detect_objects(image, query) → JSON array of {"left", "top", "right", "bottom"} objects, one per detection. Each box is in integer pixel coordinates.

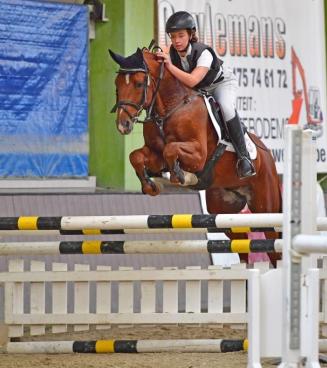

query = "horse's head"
[{"left": 109, "top": 47, "right": 162, "bottom": 135}]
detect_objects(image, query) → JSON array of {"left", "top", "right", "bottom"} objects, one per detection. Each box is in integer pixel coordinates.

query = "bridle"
[{"left": 111, "top": 57, "right": 165, "bottom": 124}]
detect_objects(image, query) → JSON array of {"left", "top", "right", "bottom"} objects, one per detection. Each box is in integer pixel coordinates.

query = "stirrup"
[{"left": 236, "top": 156, "right": 256, "bottom": 179}]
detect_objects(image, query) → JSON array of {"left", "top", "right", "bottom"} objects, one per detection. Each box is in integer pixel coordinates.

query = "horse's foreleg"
[
  {"left": 163, "top": 142, "right": 206, "bottom": 184},
  {"left": 129, "top": 146, "right": 164, "bottom": 196}
]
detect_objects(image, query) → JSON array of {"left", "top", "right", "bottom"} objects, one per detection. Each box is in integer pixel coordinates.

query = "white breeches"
[{"left": 210, "top": 66, "right": 238, "bottom": 122}]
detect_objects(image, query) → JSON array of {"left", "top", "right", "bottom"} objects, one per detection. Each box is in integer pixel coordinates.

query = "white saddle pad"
[{"left": 203, "top": 95, "right": 257, "bottom": 160}]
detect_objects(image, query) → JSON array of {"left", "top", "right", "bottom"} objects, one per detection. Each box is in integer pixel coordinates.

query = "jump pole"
[
  {"left": 0, "top": 239, "right": 283, "bottom": 256},
  {"left": 0, "top": 226, "right": 282, "bottom": 235},
  {"left": 0, "top": 213, "right": 284, "bottom": 230},
  {"left": 6, "top": 338, "right": 248, "bottom": 354},
  {"left": 0, "top": 215, "right": 325, "bottom": 231}
]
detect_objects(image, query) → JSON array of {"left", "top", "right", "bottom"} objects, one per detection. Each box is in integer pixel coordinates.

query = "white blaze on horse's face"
[{"left": 115, "top": 73, "right": 148, "bottom": 135}]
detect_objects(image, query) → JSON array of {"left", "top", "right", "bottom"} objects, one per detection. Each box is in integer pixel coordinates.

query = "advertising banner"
[
  {"left": 158, "top": 0, "right": 327, "bottom": 173},
  {"left": 0, "top": 0, "right": 88, "bottom": 177}
]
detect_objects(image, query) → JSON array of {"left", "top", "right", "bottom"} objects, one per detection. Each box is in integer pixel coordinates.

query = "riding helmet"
[{"left": 165, "top": 11, "right": 196, "bottom": 33}]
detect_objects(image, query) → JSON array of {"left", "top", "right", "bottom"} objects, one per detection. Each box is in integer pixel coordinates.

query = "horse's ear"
[
  {"left": 108, "top": 49, "right": 126, "bottom": 66},
  {"left": 148, "top": 39, "right": 156, "bottom": 51},
  {"left": 136, "top": 47, "right": 143, "bottom": 57}
]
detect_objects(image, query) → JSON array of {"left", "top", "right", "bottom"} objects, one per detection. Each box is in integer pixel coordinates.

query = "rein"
[
  {"left": 150, "top": 93, "right": 200, "bottom": 139},
  {"left": 145, "top": 61, "right": 165, "bottom": 121}
]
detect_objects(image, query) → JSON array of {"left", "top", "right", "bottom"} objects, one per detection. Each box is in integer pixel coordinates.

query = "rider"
[{"left": 156, "top": 11, "right": 256, "bottom": 179}]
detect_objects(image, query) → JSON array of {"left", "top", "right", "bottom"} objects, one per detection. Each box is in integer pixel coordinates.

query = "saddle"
[{"left": 205, "top": 93, "right": 231, "bottom": 139}]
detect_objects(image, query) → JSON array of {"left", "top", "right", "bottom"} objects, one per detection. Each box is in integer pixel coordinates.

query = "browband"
[{"left": 118, "top": 68, "right": 147, "bottom": 74}]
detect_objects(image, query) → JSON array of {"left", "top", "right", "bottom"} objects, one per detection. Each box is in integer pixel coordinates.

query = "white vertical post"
[
  {"left": 280, "top": 126, "right": 320, "bottom": 367},
  {"left": 300, "top": 130, "right": 317, "bottom": 242},
  {"left": 247, "top": 269, "right": 262, "bottom": 368},
  {"left": 300, "top": 129, "right": 318, "bottom": 364},
  {"left": 305, "top": 268, "right": 320, "bottom": 368},
  {"left": 300, "top": 129, "right": 317, "bottom": 272},
  {"left": 279, "top": 125, "right": 303, "bottom": 367}
]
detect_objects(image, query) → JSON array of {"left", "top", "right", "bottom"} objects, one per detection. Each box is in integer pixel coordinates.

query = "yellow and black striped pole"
[
  {"left": 0, "top": 214, "right": 288, "bottom": 231},
  {"left": 7, "top": 338, "right": 249, "bottom": 354},
  {"left": 1, "top": 214, "right": 326, "bottom": 231},
  {"left": 0, "top": 239, "right": 282, "bottom": 256}
]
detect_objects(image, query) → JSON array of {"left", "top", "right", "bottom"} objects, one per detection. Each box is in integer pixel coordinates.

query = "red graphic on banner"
[{"left": 289, "top": 47, "right": 323, "bottom": 136}]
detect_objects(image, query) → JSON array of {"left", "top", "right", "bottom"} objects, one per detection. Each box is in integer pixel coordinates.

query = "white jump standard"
[{"left": 247, "top": 126, "right": 327, "bottom": 368}]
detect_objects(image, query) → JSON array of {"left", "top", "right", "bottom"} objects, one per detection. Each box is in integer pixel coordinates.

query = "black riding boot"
[{"left": 226, "top": 113, "right": 256, "bottom": 178}]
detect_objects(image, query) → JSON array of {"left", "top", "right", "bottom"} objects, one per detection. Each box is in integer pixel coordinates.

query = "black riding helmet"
[{"left": 165, "top": 11, "right": 196, "bottom": 33}]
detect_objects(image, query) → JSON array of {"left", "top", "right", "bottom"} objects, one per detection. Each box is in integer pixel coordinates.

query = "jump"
[{"left": 109, "top": 12, "right": 282, "bottom": 265}]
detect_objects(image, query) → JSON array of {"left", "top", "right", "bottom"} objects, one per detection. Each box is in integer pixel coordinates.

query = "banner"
[
  {"left": 157, "top": 0, "right": 327, "bottom": 173},
  {"left": 0, "top": 0, "right": 88, "bottom": 177}
]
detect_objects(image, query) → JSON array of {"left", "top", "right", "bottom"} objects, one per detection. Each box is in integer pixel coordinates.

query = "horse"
[{"left": 109, "top": 47, "right": 282, "bottom": 266}]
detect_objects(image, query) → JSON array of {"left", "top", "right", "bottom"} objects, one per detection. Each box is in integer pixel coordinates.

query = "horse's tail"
[
  {"left": 247, "top": 132, "right": 270, "bottom": 152},
  {"left": 249, "top": 132, "right": 283, "bottom": 212},
  {"left": 278, "top": 182, "right": 283, "bottom": 213}
]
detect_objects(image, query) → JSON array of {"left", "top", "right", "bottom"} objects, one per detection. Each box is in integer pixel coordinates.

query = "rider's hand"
[{"left": 156, "top": 51, "right": 172, "bottom": 68}]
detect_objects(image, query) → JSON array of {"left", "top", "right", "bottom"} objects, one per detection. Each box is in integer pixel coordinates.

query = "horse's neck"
[
  {"left": 151, "top": 68, "right": 217, "bottom": 156},
  {"left": 155, "top": 72, "right": 190, "bottom": 115}
]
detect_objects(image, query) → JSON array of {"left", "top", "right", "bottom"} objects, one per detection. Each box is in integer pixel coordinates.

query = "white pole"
[
  {"left": 0, "top": 242, "right": 61, "bottom": 255},
  {"left": 299, "top": 130, "right": 318, "bottom": 363},
  {"left": 293, "top": 234, "right": 327, "bottom": 253},
  {"left": 247, "top": 269, "right": 262, "bottom": 368},
  {"left": 279, "top": 125, "right": 303, "bottom": 367},
  {"left": 305, "top": 268, "right": 320, "bottom": 368},
  {"left": 61, "top": 214, "right": 284, "bottom": 230}
]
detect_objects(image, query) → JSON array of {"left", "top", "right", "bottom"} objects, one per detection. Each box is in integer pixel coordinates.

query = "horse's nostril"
[
  {"left": 118, "top": 120, "right": 133, "bottom": 134},
  {"left": 121, "top": 120, "right": 129, "bottom": 130}
]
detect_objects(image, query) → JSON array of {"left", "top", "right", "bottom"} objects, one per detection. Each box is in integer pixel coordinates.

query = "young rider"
[{"left": 156, "top": 11, "right": 256, "bottom": 178}]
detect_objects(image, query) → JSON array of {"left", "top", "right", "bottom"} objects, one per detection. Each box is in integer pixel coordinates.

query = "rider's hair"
[{"left": 188, "top": 29, "right": 198, "bottom": 43}]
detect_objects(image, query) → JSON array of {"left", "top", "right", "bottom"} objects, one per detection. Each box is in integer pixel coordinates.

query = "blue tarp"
[{"left": 0, "top": 0, "right": 88, "bottom": 177}]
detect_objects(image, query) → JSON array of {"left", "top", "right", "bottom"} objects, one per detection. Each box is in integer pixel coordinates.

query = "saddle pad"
[{"left": 203, "top": 95, "right": 257, "bottom": 160}]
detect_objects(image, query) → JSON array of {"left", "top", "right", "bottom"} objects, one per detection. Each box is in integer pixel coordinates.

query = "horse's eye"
[{"left": 135, "top": 82, "right": 144, "bottom": 88}]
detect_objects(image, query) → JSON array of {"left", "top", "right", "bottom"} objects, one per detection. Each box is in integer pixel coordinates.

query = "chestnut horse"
[{"left": 109, "top": 47, "right": 282, "bottom": 265}]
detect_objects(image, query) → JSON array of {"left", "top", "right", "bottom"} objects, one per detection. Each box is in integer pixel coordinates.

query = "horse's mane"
[
  {"left": 142, "top": 48, "right": 161, "bottom": 68},
  {"left": 142, "top": 49, "right": 157, "bottom": 59}
]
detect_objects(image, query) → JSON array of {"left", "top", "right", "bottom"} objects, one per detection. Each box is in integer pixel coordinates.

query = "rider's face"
[{"left": 169, "top": 30, "right": 190, "bottom": 52}]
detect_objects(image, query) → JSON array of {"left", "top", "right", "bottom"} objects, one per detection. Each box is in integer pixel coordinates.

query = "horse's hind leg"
[
  {"left": 247, "top": 174, "right": 282, "bottom": 267},
  {"left": 206, "top": 188, "right": 247, "bottom": 214},
  {"left": 206, "top": 188, "right": 250, "bottom": 264},
  {"left": 129, "top": 146, "right": 165, "bottom": 196}
]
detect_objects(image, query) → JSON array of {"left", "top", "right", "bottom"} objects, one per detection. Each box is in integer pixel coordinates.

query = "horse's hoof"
[
  {"left": 171, "top": 161, "right": 185, "bottom": 185},
  {"left": 170, "top": 173, "right": 181, "bottom": 184},
  {"left": 170, "top": 172, "right": 185, "bottom": 185},
  {"left": 142, "top": 183, "right": 160, "bottom": 196},
  {"left": 178, "top": 172, "right": 185, "bottom": 184}
]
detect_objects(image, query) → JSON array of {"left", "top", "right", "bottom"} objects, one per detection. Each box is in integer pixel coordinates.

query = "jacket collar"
[{"left": 177, "top": 43, "right": 192, "bottom": 58}]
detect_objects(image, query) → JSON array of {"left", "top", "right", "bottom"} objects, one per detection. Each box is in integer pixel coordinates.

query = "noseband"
[{"left": 111, "top": 61, "right": 165, "bottom": 124}]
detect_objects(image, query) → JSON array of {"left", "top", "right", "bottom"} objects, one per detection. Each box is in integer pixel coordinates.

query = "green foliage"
[{"left": 318, "top": 174, "right": 327, "bottom": 192}]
